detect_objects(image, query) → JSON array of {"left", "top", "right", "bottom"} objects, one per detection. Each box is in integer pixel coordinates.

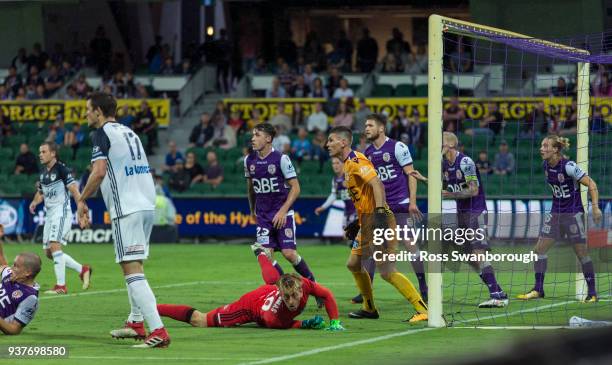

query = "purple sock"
[
  {"left": 581, "top": 258, "right": 597, "bottom": 296},
  {"left": 480, "top": 264, "right": 502, "bottom": 295},
  {"left": 411, "top": 253, "right": 427, "bottom": 294},
  {"left": 272, "top": 261, "right": 285, "bottom": 275},
  {"left": 534, "top": 255, "right": 547, "bottom": 294},
  {"left": 293, "top": 257, "right": 315, "bottom": 282}
]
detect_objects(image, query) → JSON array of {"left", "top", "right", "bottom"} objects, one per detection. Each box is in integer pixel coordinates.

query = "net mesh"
[{"left": 429, "top": 21, "right": 612, "bottom": 327}]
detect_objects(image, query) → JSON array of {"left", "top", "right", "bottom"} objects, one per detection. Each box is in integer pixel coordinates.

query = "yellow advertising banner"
[
  {"left": 0, "top": 99, "right": 171, "bottom": 127},
  {"left": 225, "top": 97, "right": 612, "bottom": 124}
]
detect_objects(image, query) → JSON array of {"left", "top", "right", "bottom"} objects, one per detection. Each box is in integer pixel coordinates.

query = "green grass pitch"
[{"left": 2, "top": 243, "right": 610, "bottom": 364}]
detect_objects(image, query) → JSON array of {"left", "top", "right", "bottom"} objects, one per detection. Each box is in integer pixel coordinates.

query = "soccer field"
[{"left": 5, "top": 243, "right": 609, "bottom": 364}]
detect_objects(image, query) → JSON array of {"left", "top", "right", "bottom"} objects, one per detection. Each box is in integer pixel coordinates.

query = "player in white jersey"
[
  {"left": 77, "top": 92, "right": 169, "bottom": 348},
  {"left": 29, "top": 142, "right": 91, "bottom": 295}
]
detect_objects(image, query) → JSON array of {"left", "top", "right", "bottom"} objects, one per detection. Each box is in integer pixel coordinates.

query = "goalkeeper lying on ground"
[{"left": 145, "top": 244, "right": 342, "bottom": 331}]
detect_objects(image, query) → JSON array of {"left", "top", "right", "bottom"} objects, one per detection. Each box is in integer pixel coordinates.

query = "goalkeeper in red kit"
[{"left": 156, "top": 244, "right": 344, "bottom": 331}]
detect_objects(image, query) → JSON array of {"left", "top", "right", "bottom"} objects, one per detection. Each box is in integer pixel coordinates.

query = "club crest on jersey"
[
  {"left": 12, "top": 290, "right": 22, "bottom": 300},
  {"left": 268, "top": 164, "right": 276, "bottom": 175},
  {"left": 558, "top": 173, "right": 565, "bottom": 183},
  {"left": 249, "top": 164, "right": 255, "bottom": 173},
  {"left": 383, "top": 152, "right": 391, "bottom": 162},
  {"left": 444, "top": 171, "right": 449, "bottom": 180},
  {"left": 40, "top": 174, "right": 44, "bottom": 181},
  {"left": 284, "top": 228, "right": 293, "bottom": 238},
  {"left": 456, "top": 170, "right": 463, "bottom": 179},
  {"left": 50, "top": 173, "right": 56, "bottom": 181}
]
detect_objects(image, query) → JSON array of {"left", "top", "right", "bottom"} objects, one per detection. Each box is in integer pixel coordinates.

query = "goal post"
[{"left": 427, "top": 14, "right": 591, "bottom": 328}]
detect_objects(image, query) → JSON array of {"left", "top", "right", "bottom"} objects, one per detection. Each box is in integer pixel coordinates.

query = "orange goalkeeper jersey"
[{"left": 343, "top": 150, "right": 378, "bottom": 217}]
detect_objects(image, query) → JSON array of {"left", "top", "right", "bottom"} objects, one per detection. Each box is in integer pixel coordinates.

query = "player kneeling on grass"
[
  {"left": 155, "top": 245, "right": 343, "bottom": 330},
  {"left": 0, "top": 249, "right": 41, "bottom": 335}
]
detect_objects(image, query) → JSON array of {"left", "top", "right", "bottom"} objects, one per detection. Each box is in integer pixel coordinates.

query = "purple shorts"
[
  {"left": 256, "top": 215, "right": 296, "bottom": 251},
  {"left": 388, "top": 203, "right": 416, "bottom": 239},
  {"left": 541, "top": 212, "right": 586, "bottom": 244},
  {"left": 457, "top": 211, "right": 489, "bottom": 250}
]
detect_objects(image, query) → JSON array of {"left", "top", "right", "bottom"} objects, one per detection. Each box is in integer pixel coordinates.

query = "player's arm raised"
[{"left": 579, "top": 175, "right": 602, "bottom": 224}]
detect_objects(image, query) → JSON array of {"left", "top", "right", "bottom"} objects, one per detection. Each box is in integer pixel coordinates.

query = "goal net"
[{"left": 425, "top": 15, "right": 612, "bottom": 328}]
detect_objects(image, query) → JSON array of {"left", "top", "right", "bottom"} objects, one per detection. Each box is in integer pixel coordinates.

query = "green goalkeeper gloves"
[
  {"left": 301, "top": 315, "right": 327, "bottom": 329},
  {"left": 325, "top": 319, "right": 345, "bottom": 331}
]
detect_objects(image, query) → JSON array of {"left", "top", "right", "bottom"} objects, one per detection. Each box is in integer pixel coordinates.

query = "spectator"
[
  {"left": 277, "top": 31, "right": 297, "bottom": 66},
  {"left": 90, "top": 25, "right": 112, "bottom": 75},
  {"left": 310, "top": 130, "right": 329, "bottom": 172},
  {"left": 12, "top": 48, "right": 28, "bottom": 75},
  {"left": 327, "top": 67, "right": 342, "bottom": 96},
  {"left": 0, "top": 111, "right": 13, "bottom": 138},
  {"left": 476, "top": 150, "right": 493, "bottom": 175},
  {"left": 29, "top": 84, "right": 46, "bottom": 100},
  {"left": 357, "top": 28, "right": 378, "bottom": 73},
  {"left": 73, "top": 74, "right": 91, "bottom": 98},
  {"left": 291, "top": 103, "right": 305, "bottom": 129},
  {"left": 64, "top": 122, "right": 85, "bottom": 160},
  {"left": 590, "top": 105, "right": 609, "bottom": 134},
  {"left": 290, "top": 75, "right": 310, "bottom": 98},
  {"left": 277, "top": 62, "right": 296, "bottom": 91},
  {"left": 14, "top": 143, "right": 38, "bottom": 175},
  {"left": 189, "top": 112, "right": 214, "bottom": 147},
  {"left": 356, "top": 134, "right": 368, "bottom": 153},
  {"left": 520, "top": 101, "right": 550, "bottom": 139},
  {"left": 26, "top": 65, "right": 44, "bottom": 87},
  {"left": 202, "top": 151, "right": 224, "bottom": 188},
  {"left": 406, "top": 43, "right": 428, "bottom": 74},
  {"left": 559, "top": 98, "right": 578, "bottom": 136},
  {"left": 405, "top": 109, "right": 422, "bottom": 159},
  {"left": 117, "top": 104, "right": 136, "bottom": 128},
  {"left": 449, "top": 40, "right": 473, "bottom": 73},
  {"left": 168, "top": 159, "right": 191, "bottom": 192},
  {"left": 381, "top": 53, "right": 401, "bottom": 73},
  {"left": 228, "top": 110, "right": 246, "bottom": 135},
  {"left": 146, "top": 35, "right": 163, "bottom": 71},
  {"left": 332, "top": 78, "right": 354, "bottom": 99},
  {"left": 443, "top": 96, "right": 466, "bottom": 133},
  {"left": 353, "top": 98, "right": 371, "bottom": 133},
  {"left": 154, "top": 176, "right": 176, "bottom": 225},
  {"left": 465, "top": 102, "right": 501, "bottom": 137},
  {"left": 304, "top": 31, "right": 325, "bottom": 72},
  {"left": 269, "top": 103, "right": 292, "bottom": 131},
  {"left": 303, "top": 64, "right": 318, "bottom": 89},
  {"left": 177, "top": 59, "right": 193, "bottom": 74},
  {"left": 307, "top": 102, "right": 328, "bottom": 133},
  {"left": 207, "top": 114, "right": 237, "bottom": 150},
  {"left": 272, "top": 125, "right": 291, "bottom": 154},
  {"left": 493, "top": 141, "right": 515, "bottom": 175},
  {"left": 308, "top": 77, "right": 328, "bottom": 98},
  {"left": 133, "top": 101, "right": 158, "bottom": 154},
  {"left": 134, "top": 83, "right": 149, "bottom": 98},
  {"left": 164, "top": 141, "right": 184, "bottom": 173},
  {"left": 295, "top": 56, "right": 306, "bottom": 75},
  {"left": 592, "top": 68, "right": 612, "bottom": 97},
  {"left": 28, "top": 42, "right": 48, "bottom": 71},
  {"left": 0, "top": 85, "right": 9, "bottom": 101},
  {"left": 550, "top": 77, "right": 569, "bottom": 96},
  {"left": 333, "top": 101, "right": 353, "bottom": 128},
  {"left": 265, "top": 77, "right": 286, "bottom": 98},
  {"left": 246, "top": 109, "right": 264, "bottom": 130},
  {"left": 388, "top": 113, "right": 405, "bottom": 142},
  {"left": 59, "top": 60, "right": 75, "bottom": 79},
  {"left": 252, "top": 57, "right": 268, "bottom": 74},
  {"left": 215, "top": 29, "right": 232, "bottom": 94},
  {"left": 46, "top": 115, "right": 66, "bottom": 145},
  {"left": 326, "top": 44, "right": 345, "bottom": 72},
  {"left": 15, "top": 87, "right": 26, "bottom": 100},
  {"left": 336, "top": 30, "right": 353, "bottom": 72},
  {"left": 160, "top": 57, "right": 175, "bottom": 75},
  {"left": 64, "top": 85, "right": 78, "bottom": 100},
  {"left": 291, "top": 127, "right": 312, "bottom": 165},
  {"left": 386, "top": 28, "right": 411, "bottom": 55},
  {"left": 3, "top": 66, "right": 22, "bottom": 97},
  {"left": 44, "top": 65, "right": 63, "bottom": 96},
  {"left": 124, "top": 72, "right": 137, "bottom": 97},
  {"left": 184, "top": 152, "right": 204, "bottom": 185}
]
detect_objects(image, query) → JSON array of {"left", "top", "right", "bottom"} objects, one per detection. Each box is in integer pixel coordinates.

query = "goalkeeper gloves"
[
  {"left": 325, "top": 319, "right": 345, "bottom": 331},
  {"left": 344, "top": 220, "right": 360, "bottom": 241},
  {"left": 301, "top": 315, "right": 327, "bottom": 330}
]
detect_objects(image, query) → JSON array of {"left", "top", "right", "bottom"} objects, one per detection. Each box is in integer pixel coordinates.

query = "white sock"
[
  {"left": 125, "top": 274, "right": 163, "bottom": 331},
  {"left": 52, "top": 251, "right": 66, "bottom": 286},
  {"left": 125, "top": 283, "right": 144, "bottom": 323},
  {"left": 63, "top": 253, "right": 83, "bottom": 274}
]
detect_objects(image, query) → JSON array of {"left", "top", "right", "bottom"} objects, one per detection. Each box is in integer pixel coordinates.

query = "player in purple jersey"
[
  {"left": 314, "top": 157, "right": 357, "bottom": 228},
  {"left": 245, "top": 123, "right": 320, "bottom": 304},
  {"left": 410, "top": 132, "right": 508, "bottom": 308},
  {"left": 359, "top": 114, "right": 428, "bottom": 303},
  {"left": 518, "top": 135, "right": 602, "bottom": 302},
  {"left": 0, "top": 248, "right": 41, "bottom": 335}
]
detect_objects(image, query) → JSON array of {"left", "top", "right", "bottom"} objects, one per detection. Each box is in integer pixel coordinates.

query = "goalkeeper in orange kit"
[{"left": 326, "top": 126, "right": 428, "bottom": 323}]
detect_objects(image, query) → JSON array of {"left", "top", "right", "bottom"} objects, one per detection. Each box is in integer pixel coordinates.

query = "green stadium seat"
[
  {"left": 414, "top": 85, "right": 428, "bottom": 97},
  {"left": 372, "top": 85, "right": 394, "bottom": 97},
  {"left": 395, "top": 84, "right": 415, "bottom": 97}
]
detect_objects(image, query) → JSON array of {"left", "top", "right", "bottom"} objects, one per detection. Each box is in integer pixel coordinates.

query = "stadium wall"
[{"left": 0, "top": 2, "right": 44, "bottom": 66}]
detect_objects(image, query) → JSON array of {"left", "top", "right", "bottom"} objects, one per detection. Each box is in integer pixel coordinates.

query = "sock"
[
  {"left": 534, "top": 254, "right": 548, "bottom": 293},
  {"left": 411, "top": 250, "right": 428, "bottom": 295},
  {"left": 63, "top": 253, "right": 83, "bottom": 274},
  {"left": 126, "top": 283, "right": 144, "bottom": 322},
  {"left": 258, "top": 254, "right": 280, "bottom": 284},
  {"left": 580, "top": 256, "right": 597, "bottom": 296},
  {"left": 352, "top": 270, "right": 377, "bottom": 312},
  {"left": 157, "top": 304, "right": 195, "bottom": 323},
  {"left": 479, "top": 264, "right": 503, "bottom": 295},
  {"left": 52, "top": 251, "right": 66, "bottom": 286},
  {"left": 362, "top": 256, "right": 376, "bottom": 283},
  {"left": 125, "top": 274, "right": 164, "bottom": 331},
  {"left": 292, "top": 255, "right": 315, "bottom": 282},
  {"left": 384, "top": 271, "right": 428, "bottom": 313},
  {"left": 272, "top": 261, "right": 285, "bottom": 275}
]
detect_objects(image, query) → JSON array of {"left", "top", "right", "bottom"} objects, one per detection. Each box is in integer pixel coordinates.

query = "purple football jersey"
[
  {"left": 543, "top": 159, "right": 585, "bottom": 214},
  {"left": 245, "top": 149, "right": 297, "bottom": 223},
  {"left": 334, "top": 175, "right": 356, "bottom": 218},
  {"left": 443, "top": 152, "right": 487, "bottom": 213},
  {"left": 364, "top": 138, "right": 413, "bottom": 207},
  {"left": 0, "top": 267, "right": 39, "bottom": 326}
]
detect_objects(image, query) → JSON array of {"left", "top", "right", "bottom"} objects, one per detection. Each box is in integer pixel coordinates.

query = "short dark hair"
[
  {"left": 253, "top": 122, "right": 276, "bottom": 139},
  {"left": 365, "top": 113, "right": 386, "bottom": 127},
  {"left": 329, "top": 126, "right": 353, "bottom": 144},
  {"left": 40, "top": 141, "right": 59, "bottom": 157},
  {"left": 88, "top": 92, "right": 117, "bottom": 118},
  {"left": 20, "top": 252, "right": 42, "bottom": 279}
]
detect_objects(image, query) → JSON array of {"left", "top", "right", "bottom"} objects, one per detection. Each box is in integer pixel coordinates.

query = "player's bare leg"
[
  {"left": 347, "top": 252, "right": 379, "bottom": 319},
  {"left": 518, "top": 237, "right": 554, "bottom": 300},
  {"left": 573, "top": 243, "right": 597, "bottom": 302}
]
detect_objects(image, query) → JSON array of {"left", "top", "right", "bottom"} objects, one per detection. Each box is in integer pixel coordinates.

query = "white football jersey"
[
  {"left": 91, "top": 122, "right": 155, "bottom": 219},
  {"left": 38, "top": 161, "right": 75, "bottom": 215}
]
